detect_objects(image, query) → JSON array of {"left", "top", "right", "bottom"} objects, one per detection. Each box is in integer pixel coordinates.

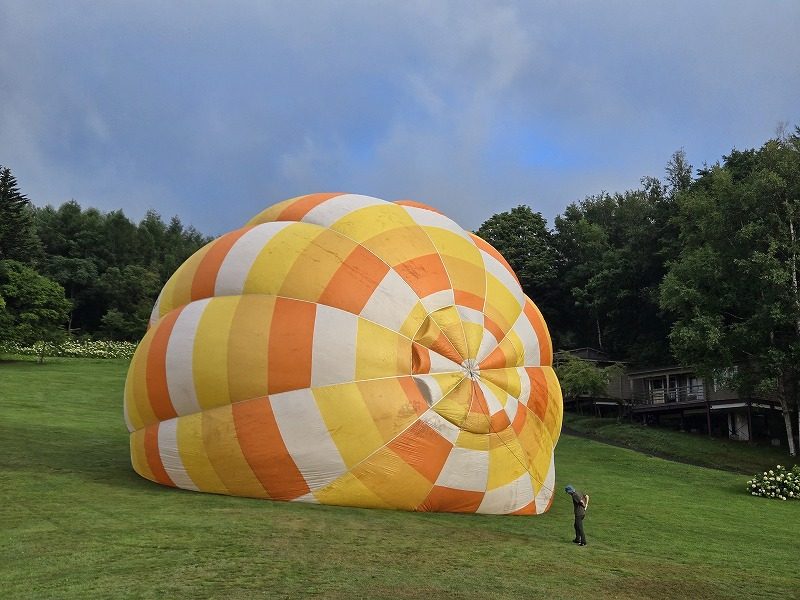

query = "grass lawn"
[
  {"left": 563, "top": 413, "right": 794, "bottom": 474},
  {"left": 1, "top": 357, "right": 798, "bottom": 599}
]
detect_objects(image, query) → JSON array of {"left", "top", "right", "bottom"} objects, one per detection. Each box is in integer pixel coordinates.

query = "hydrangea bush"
[
  {"left": 0, "top": 339, "right": 137, "bottom": 360},
  {"left": 747, "top": 464, "right": 800, "bottom": 500}
]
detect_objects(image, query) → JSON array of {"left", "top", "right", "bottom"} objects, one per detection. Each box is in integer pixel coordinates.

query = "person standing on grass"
[{"left": 565, "top": 485, "right": 589, "bottom": 546}]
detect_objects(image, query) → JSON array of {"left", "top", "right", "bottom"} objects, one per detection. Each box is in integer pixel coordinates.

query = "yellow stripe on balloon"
[
  {"left": 227, "top": 295, "right": 274, "bottom": 405},
  {"left": 243, "top": 223, "right": 320, "bottom": 298},
  {"left": 354, "top": 319, "right": 412, "bottom": 380},
  {"left": 201, "top": 405, "right": 267, "bottom": 498},
  {"left": 312, "top": 382, "right": 385, "bottom": 468},
  {"left": 280, "top": 229, "right": 356, "bottom": 302},
  {"left": 487, "top": 431, "right": 529, "bottom": 490},
  {"left": 357, "top": 377, "right": 427, "bottom": 441},
  {"left": 313, "top": 471, "right": 394, "bottom": 510},
  {"left": 485, "top": 273, "right": 523, "bottom": 335},
  {"left": 193, "top": 296, "right": 239, "bottom": 411},
  {"left": 130, "top": 428, "right": 155, "bottom": 481},
  {"left": 176, "top": 412, "right": 228, "bottom": 495},
  {"left": 349, "top": 447, "right": 433, "bottom": 511},
  {"left": 245, "top": 195, "right": 303, "bottom": 225},
  {"left": 161, "top": 242, "right": 213, "bottom": 316},
  {"left": 129, "top": 330, "right": 157, "bottom": 429}
]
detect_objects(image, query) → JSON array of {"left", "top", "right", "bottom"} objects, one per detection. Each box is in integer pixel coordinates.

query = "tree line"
[
  {"left": 0, "top": 168, "right": 210, "bottom": 346},
  {"left": 479, "top": 128, "right": 800, "bottom": 455}
]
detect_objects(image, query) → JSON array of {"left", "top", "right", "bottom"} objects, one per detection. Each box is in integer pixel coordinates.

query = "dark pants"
[{"left": 573, "top": 514, "right": 586, "bottom": 544}]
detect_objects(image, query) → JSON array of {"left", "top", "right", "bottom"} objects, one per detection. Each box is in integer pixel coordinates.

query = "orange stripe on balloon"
[
  {"left": 318, "top": 244, "right": 390, "bottom": 314},
  {"left": 511, "top": 403, "right": 527, "bottom": 434},
  {"left": 268, "top": 298, "right": 316, "bottom": 394},
  {"left": 232, "top": 397, "right": 310, "bottom": 500},
  {"left": 478, "top": 345, "right": 508, "bottom": 371},
  {"left": 144, "top": 423, "right": 175, "bottom": 486},
  {"left": 524, "top": 299, "right": 552, "bottom": 366},
  {"left": 419, "top": 485, "right": 483, "bottom": 513},
  {"left": 394, "top": 253, "right": 451, "bottom": 298},
  {"left": 393, "top": 200, "right": 445, "bottom": 215},
  {"left": 489, "top": 410, "right": 511, "bottom": 432},
  {"left": 398, "top": 376, "right": 430, "bottom": 416},
  {"left": 469, "top": 380, "right": 490, "bottom": 417},
  {"left": 276, "top": 192, "right": 342, "bottom": 221},
  {"left": 145, "top": 308, "right": 182, "bottom": 421},
  {"left": 511, "top": 500, "right": 537, "bottom": 515},
  {"left": 388, "top": 420, "right": 453, "bottom": 484},
  {"left": 428, "top": 332, "right": 463, "bottom": 364},
  {"left": 411, "top": 343, "right": 431, "bottom": 374},
  {"left": 483, "top": 314, "right": 505, "bottom": 345},
  {"left": 525, "top": 367, "right": 549, "bottom": 421},
  {"left": 190, "top": 227, "right": 252, "bottom": 299},
  {"left": 469, "top": 233, "right": 521, "bottom": 286},
  {"left": 454, "top": 290, "right": 485, "bottom": 311}
]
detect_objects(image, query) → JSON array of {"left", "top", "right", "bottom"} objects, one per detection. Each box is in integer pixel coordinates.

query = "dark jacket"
[{"left": 569, "top": 490, "right": 587, "bottom": 517}]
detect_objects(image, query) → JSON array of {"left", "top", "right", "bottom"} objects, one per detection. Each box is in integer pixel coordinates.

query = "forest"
[{"left": 2, "top": 128, "right": 799, "bottom": 415}]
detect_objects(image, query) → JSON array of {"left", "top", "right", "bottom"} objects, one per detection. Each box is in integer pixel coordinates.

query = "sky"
[{"left": 1, "top": 1, "right": 798, "bottom": 236}]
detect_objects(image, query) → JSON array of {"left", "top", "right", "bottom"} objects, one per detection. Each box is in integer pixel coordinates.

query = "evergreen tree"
[{"left": 0, "top": 166, "right": 41, "bottom": 263}]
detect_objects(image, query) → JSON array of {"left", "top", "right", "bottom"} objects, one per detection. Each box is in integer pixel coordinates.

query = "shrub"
[
  {"left": 746, "top": 464, "right": 800, "bottom": 500},
  {"left": 0, "top": 339, "right": 137, "bottom": 360}
]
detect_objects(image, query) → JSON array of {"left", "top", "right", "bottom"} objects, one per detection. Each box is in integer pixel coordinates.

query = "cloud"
[{"left": 1, "top": 1, "right": 798, "bottom": 234}]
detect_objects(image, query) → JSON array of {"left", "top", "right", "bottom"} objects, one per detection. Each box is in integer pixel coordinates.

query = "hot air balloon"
[{"left": 124, "top": 194, "right": 562, "bottom": 514}]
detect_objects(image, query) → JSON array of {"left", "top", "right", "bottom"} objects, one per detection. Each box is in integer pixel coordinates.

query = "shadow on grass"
[{"left": 0, "top": 420, "right": 146, "bottom": 491}]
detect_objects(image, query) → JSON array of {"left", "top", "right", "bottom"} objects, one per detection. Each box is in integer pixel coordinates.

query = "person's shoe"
[
  {"left": 572, "top": 539, "right": 580, "bottom": 544},
  {"left": 579, "top": 542, "right": 587, "bottom": 546}
]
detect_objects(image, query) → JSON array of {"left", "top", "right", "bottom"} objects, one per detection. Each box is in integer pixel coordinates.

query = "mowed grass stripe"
[{"left": 0, "top": 357, "right": 797, "bottom": 599}]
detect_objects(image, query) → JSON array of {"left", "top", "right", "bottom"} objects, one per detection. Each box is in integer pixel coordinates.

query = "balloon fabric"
[{"left": 124, "top": 194, "right": 562, "bottom": 514}]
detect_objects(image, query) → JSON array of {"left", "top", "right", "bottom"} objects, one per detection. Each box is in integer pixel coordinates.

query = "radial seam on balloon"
[
  {"left": 481, "top": 369, "right": 559, "bottom": 493},
  {"left": 496, "top": 366, "right": 560, "bottom": 452},
  {"left": 484, "top": 370, "right": 558, "bottom": 464},
  {"left": 459, "top": 375, "right": 491, "bottom": 437},
  {"left": 276, "top": 225, "right": 429, "bottom": 338},
  {"left": 311, "top": 375, "right": 470, "bottom": 498},
  {"left": 397, "top": 213, "right": 471, "bottom": 364},
  {"left": 479, "top": 375, "right": 554, "bottom": 493},
  {"left": 470, "top": 233, "right": 493, "bottom": 359},
  {"left": 476, "top": 295, "right": 539, "bottom": 367},
  {"left": 295, "top": 213, "right": 464, "bottom": 341}
]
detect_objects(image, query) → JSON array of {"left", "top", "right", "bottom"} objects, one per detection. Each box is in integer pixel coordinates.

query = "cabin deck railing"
[{"left": 631, "top": 385, "right": 705, "bottom": 405}]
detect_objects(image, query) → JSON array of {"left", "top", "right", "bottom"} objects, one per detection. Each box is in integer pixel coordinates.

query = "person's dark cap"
[{"left": 564, "top": 485, "right": 575, "bottom": 493}]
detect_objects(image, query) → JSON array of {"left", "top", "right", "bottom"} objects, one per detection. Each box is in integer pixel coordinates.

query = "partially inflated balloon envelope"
[{"left": 125, "top": 194, "right": 563, "bottom": 514}]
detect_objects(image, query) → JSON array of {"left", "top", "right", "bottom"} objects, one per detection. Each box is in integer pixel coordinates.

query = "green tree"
[
  {"left": 33, "top": 201, "right": 210, "bottom": 338},
  {"left": 0, "top": 260, "right": 71, "bottom": 362},
  {"left": 475, "top": 206, "right": 561, "bottom": 339},
  {"left": 0, "top": 166, "right": 41, "bottom": 263},
  {"left": 98, "top": 265, "right": 161, "bottom": 340},
  {"left": 555, "top": 353, "right": 622, "bottom": 402},
  {"left": 44, "top": 256, "right": 98, "bottom": 333},
  {"left": 553, "top": 175, "right": 678, "bottom": 364},
  {"left": 665, "top": 148, "right": 693, "bottom": 198},
  {"left": 661, "top": 130, "right": 800, "bottom": 455}
]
